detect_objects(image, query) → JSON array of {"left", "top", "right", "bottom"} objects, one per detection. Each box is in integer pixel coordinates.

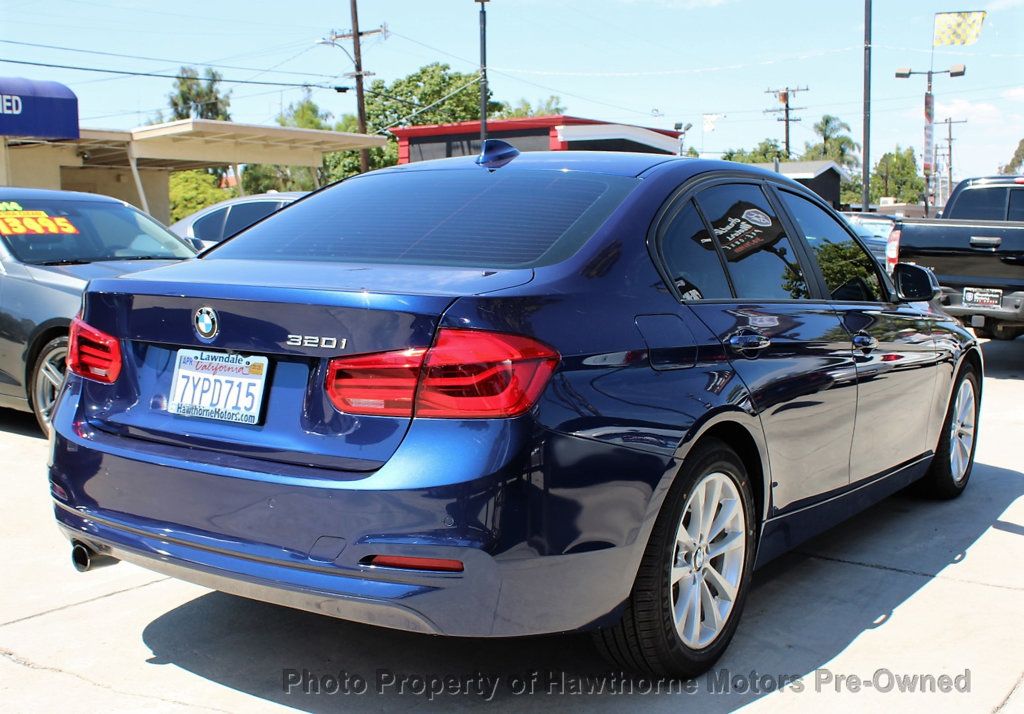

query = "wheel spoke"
[
  {"left": 700, "top": 477, "right": 721, "bottom": 541},
  {"left": 676, "top": 518, "right": 697, "bottom": 551},
  {"left": 41, "top": 362, "right": 64, "bottom": 388},
  {"left": 707, "top": 497, "right": 738, "bottom": 541},
  {"left": 685, "top": 577, "right": 702, "bottom": 643},
  {"left": 707, "top": 529, "right": 743, "bottom": 558},
  {"left": 700, "top": 577, "right": 722, "bottom": 633},
  {"left": 674, "top": 577, "right": 696, "bottom": 626},
  {"left": 704, "top": 563, "right": 737, "bottom": 602},
  {"left": 687, "top": 486, "right": 705, "bottom": 542},
  {"left": 671, "top": 564, "right": 689, "bottom": 585}
]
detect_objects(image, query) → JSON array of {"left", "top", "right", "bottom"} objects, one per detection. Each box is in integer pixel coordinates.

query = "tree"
[
  {"left": 495, "top": 96, "right": 566, "bottom": 119},
  {"left": 871, "top": 146, "right": 925, "bottom": 204},
  {"left": 168, "top": 67, "right": 231, "bottom": 120},
  {"left": 243, "top": 92, "right": 333, "bottom": 193},
  {"left": 1003, "top": 138, "right": 1024, "bottom": 174},
  {"left": 325, "top": 63, "right": 501, "bottom": 182},
  {"left": 722, "top": 139, "right": 786, "bottom": 163},
  {"left": 169, "top": 170, "right": 231, "bottom": 223},
  {"left": 364, "top": 62, "right": 501, "bottom": 133},
  {"left": 840, "top": 175, "right": 863, "bottom": 206},
  {"left": 801, "top": 114, "right": 859, "bottom": 169}
]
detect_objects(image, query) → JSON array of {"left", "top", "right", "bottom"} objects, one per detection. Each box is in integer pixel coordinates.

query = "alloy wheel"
[
  {"left": 949, "top": 378, "right": 976, "bottom": 484},
  {"left": 671, "top": 471, "right": 747, "bottom": 649},
  {"left": 33, "top": 344, "right": 67, "bottom": 428}
]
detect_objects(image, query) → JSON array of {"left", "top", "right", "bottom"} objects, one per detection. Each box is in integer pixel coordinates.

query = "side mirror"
[
  {"left": 893, "top": 262, "right": 940, "bottom": 302},
  {"left": 189, "top": 237, "right": 205, "bottom": 253}
]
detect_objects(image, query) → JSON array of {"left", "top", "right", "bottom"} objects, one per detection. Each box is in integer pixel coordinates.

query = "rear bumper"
[
  {"left": 49, "top": 378, "right": 671, "bottom": 637},
  {"left": 939, "top": 288, "right": 1024, "bottom": 327}
]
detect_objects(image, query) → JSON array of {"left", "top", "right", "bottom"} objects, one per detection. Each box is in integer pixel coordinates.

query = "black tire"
[
  {"left": 920, "top": 364, "right": 981, "bottom": 499},
  {"left": 593, "top": 438, "right": 757, "bottom": 677},
  {"left": 29, "top": 335, "right": 68, "bottom": 434},
  {"left": 991, "top": 327, "right": 1023, "bottom": 341}
]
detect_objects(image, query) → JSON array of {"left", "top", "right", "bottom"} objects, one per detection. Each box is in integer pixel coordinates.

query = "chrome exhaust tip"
[{"left": 71, "top": 541, "right": 118, "bottom": 572}]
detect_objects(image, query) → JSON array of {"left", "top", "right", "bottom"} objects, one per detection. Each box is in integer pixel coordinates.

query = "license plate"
[
  {"left": 167, "top": 349, "right": 269, "bottom": 425},
  {"left": 962, "top": 287, "right": 1002, "bottom": 308}
]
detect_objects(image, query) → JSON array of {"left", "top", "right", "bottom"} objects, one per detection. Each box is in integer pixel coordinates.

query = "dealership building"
[{"left": 0, "top": 77, "right": 386, "bottom": 223}]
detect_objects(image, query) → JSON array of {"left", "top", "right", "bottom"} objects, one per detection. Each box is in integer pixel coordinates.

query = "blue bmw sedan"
[{"left": 50, "top": 146, "right": 981, "bottom": 677}]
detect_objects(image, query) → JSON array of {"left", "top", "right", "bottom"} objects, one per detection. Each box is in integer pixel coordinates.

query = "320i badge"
[{"left": 50, "top": 143, "right": 982, "bottom": 677}]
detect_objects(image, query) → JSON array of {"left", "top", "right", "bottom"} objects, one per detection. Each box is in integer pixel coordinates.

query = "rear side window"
[
  {"left": 695, "top": 184, "right": 810, "bottom": 300},
  {"left": 658, "top": 200, "right": 731, "bottom": 300},
  {"left": 208, "top": 170, "right": 639, "bottom": 268},
  {"left": 1008, "top": 189, "right": 1024, "bottom": 222},
  {"left": 950, "top": 187, "right": 1007, "bottom": 220},
  {"left": 192, "top": 208, "right": 227, "bottom": 242},
  {"left": 223, "top": 201, "right": 282, "bottom": 238},
  {"left": 780, "top": 191, "right": 887, "bottom": 302}
]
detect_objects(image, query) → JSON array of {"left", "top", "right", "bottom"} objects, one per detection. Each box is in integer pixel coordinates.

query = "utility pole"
[
  {"left": 764, "top": 86, "right": 808, "bottom": 158},
  {"left": 940, "top": 117, "right": 967, "bottom": 203},
  {"left": 349, "top": 0, "right": 368, "bottom": 173},
  {"left": 476, "top": 0, "right": 489, "bottom": 145},
  {"left": 322, "top": 7, "right": 388, "bottom": 173},
  {"left": 862, "top": 0, "right": 872, "bottom": 212}
]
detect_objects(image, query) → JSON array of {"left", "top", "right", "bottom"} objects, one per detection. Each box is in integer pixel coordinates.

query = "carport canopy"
[{"left": 5, "top": 117, "right": 387, "bottom": 213}]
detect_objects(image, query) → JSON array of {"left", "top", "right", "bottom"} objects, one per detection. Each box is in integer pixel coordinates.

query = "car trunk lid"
[{"left": 78, "top": 260, "right": 533, "bottom": 472}]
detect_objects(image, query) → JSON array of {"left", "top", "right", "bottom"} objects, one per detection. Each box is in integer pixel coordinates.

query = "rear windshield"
[
  {"left": 0, "top": 198, "right": 195, "bottom": 265},
  {"left": 207, "top": 169, "right": 639, "bottom": 268}
]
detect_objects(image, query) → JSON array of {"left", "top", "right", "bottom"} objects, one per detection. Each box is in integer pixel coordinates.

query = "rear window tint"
[
  {"left": 950, "top": 187, "right": 1007, "bottom": 220},
  {"left": 208, "top": 169, "right": 638, "bottom": 268}
]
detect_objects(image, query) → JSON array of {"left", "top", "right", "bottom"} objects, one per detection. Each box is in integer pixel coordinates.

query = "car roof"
[
  {"left": 376, "top": 150, "right": 678, "bottom": 178},
  {"left": 371, "top": 150, "right": 803, "bottom": 183},
  {"left": 0, "top": 186, "right": 123, "bottom": 203}
]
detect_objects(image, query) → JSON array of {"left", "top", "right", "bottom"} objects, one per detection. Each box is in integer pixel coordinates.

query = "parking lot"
[{"left": 0, "top": 339, "right": 1020, "bottom": 713}]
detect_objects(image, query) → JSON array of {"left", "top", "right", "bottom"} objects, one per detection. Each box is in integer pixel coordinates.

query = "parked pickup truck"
[{"left": 894, "top": 175, "right": 1024, "bottom": 340}]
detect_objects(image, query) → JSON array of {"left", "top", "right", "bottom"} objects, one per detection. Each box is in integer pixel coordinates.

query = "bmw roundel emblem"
[{"left": 194, "top": 306, "right": 219, "bottom": 341}]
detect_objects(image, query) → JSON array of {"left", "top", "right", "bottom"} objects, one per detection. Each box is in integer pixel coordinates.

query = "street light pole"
[
  {"left": 477, "top": 0, "right": 489, "bottom": 145},
  {"left": 894, "top": 64, "right": 965, "bottom": 217},
  {"left": 862, "top": 0, "right": 872, "bottom": 212}
]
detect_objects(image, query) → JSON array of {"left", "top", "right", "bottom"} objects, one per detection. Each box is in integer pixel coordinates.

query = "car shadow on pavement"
[
  {"left": 979, "top": 338, "right": 1023, "bottom": 380},
  {"left": 0, "top": 408, "right": 43, "bottom": 439},
  {"left": 139, "top": 460, "right": 1023, "bottom": 713}
]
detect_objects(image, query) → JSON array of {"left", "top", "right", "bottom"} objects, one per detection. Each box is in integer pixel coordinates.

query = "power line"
[
  {"left": 0, "top": 39, "right": 339, "bottom": 80},
  {"left": 388, "top": 29, "right": 655, "bottom": 119},
  {"left": 0, "top": 57, "right": 344, "bottom": 90}
]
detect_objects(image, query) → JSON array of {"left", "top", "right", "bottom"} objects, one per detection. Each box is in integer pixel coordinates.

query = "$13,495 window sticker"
[{"left": 0, "top": 202, "right": 79, "bottom": 236}]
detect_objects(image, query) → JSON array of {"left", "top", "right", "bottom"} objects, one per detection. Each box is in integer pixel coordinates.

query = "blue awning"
[{"left": 0, "top": 77, "right": 79, "bottom": 140}]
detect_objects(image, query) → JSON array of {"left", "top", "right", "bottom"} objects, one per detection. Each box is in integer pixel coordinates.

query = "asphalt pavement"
[{"left": 1, "top": 339, "right": 1022, "bottom": 713}]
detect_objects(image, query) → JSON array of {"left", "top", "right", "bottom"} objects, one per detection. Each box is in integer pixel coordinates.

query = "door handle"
[
  {"left": 728, "top": 333, "right": 772, "bottom": 353},
  {"left": 852, "top": 332, "right": 878, "bottom": 352},
  {"left": 969, "top": 235, "right": 1002, "bottom": 248}
]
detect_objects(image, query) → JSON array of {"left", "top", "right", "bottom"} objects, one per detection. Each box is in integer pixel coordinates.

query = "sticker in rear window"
[{"left": 0, "top": 210, "right": 79, "bottom": 236}]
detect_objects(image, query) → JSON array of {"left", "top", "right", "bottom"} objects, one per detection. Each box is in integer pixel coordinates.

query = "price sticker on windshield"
[{"left": 0, "top": 209, "right": 79, "bottom": 236}]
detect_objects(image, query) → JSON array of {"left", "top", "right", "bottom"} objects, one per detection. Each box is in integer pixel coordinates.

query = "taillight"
[
  {"left": 886, "top": 228, "right": 901, "bottom": 274},
  {"left": 67, "top": 317, "right": 122, "bottom": 383},
  {"left": 325, "top": 329, "right": 559, "bottom": 419},
  {"left": 325, "top": 347, "right": 426, "bottom": 416},
  {"left": 416, "top": 329, "right": 559, "bottom": 418}
]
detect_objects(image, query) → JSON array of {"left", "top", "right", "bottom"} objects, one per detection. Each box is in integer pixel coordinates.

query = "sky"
[{"left": 0, "top": 0, "right": 1022, "bottom": 179}]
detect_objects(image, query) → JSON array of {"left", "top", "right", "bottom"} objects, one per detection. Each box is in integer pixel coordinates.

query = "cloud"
[
  {"left": 1001, "top": 86, "right": 1024, "bottom": 102},
  {"left": 935, "top": 98, "right": 1004, "bottom": 125}
]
